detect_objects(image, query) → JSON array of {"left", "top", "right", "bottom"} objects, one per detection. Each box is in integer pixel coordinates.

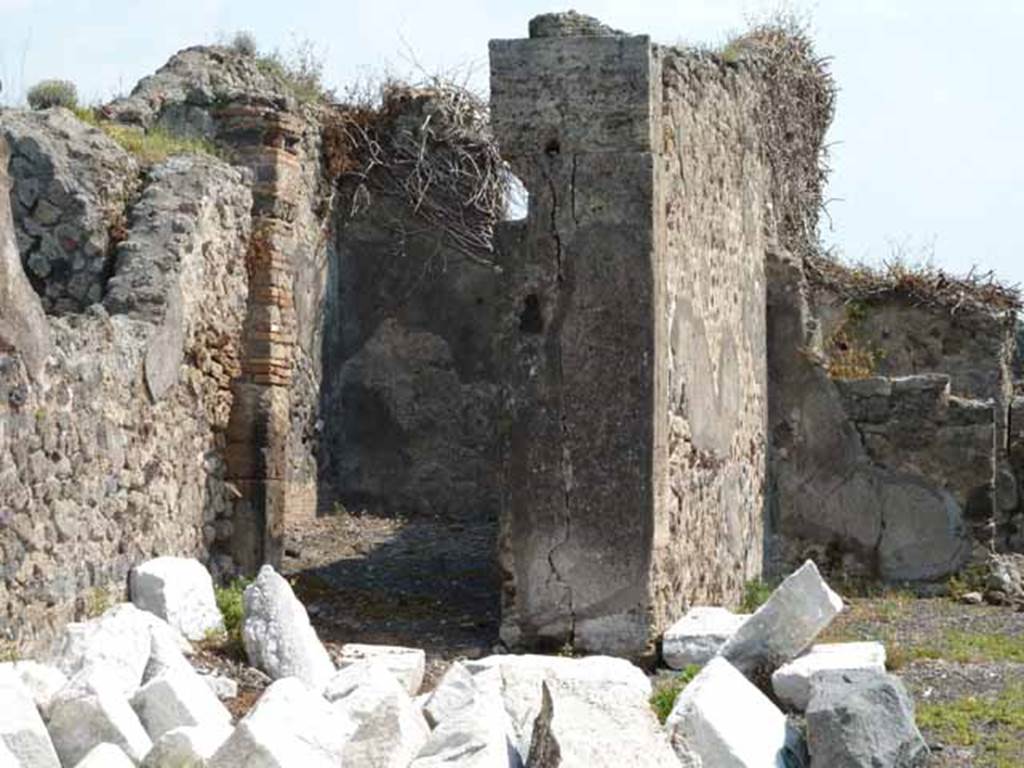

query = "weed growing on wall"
[
  {"left": 807, "top": 253, "right": 1021, "bottom": 317},
  {"left": 84, "top": 586, "right": 115, "bottom": 618},
  {"left": 824, "top": 301, "right": 885, "bottom": 380},
  {"left": 27, "top": 79, "right": 78, "bottom": 110},
  {"left": 98, "top": 124, "right": 219, "bottom": 165},
  {"left": 722, "top": 14, "right": 836, "bottom": 259},
  {"left": 254, "top": 37, "right": 331, "bottom": 104},
  {"left": 0, "top": 639, "right": 20, "bottom": 663}
]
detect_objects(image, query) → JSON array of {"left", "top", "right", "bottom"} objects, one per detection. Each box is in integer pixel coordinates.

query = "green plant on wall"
[
  {"left": 825, "top": 300, "right": 885, "bottom": 380},
  {"left": 27, "top": 79, "right": 78, "bottom": 110}
]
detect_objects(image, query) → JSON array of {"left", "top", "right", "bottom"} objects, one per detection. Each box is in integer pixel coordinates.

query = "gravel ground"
[
  {"left": 281, "top": 509, "right": 501, "bottom": 689},
  {"left": 823, "top": 594, "right": 1024, "bottom": 767}
]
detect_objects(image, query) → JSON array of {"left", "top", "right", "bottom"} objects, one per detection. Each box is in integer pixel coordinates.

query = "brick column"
[{"left": 220, "top": 106, "right": 304, "bottom": 573}]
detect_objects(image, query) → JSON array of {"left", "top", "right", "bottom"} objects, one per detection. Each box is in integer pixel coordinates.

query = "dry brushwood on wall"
[
  {"left": 728, "top": 19, "right": 837, "bottom": 259},
  {"left": 321, "top": 81, "right": 508, "bottom": 266},
  {"left": 806, "top": 254, "right": 1022, "bottom": 316}
]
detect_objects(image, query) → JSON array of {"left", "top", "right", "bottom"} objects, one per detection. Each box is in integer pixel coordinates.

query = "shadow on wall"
[{"left": 314, "top": 94, "right": 507, "bottom": 525}]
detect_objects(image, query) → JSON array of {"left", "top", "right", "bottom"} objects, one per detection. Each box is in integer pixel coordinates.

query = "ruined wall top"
[
  {"left": 527, "top": 11, "right": 625, "bottom": 38},
  {"left": 490, "top": 16, "right": 654, "bottom": 157}
]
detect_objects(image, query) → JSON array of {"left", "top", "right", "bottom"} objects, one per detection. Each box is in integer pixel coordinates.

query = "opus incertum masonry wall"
[{"left": 490, "top": 18, "right": 768, "bottom": 659}]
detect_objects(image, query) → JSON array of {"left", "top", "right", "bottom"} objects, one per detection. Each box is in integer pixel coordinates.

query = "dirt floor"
[{"left": 280, "top": 508, "right": 501, "bottom": 688}]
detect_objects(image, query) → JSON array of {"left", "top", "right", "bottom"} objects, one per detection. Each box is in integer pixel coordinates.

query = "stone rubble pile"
[{"left": 0, "top": 557, "right": 928, "bottom": 767}]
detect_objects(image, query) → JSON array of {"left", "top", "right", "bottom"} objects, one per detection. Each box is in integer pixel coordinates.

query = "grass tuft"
[
  {"left": 254, "top": 37, "right": 330, "bottom": 104},
  {"left": 0, "top": 640, "right": 20, "bottom": 663},
  {"left": 27, "top": 79, "right": 78, "bottom": 111},
  {"left": 650, "top": 664, "right": 702, "bottom": 724},
  {"left": 739, "top": 579, "right": 775, "bottom": 613},
  {"left": 917, "top": 684, "right": 1024, "bottom": 768},
  {"left": 207, "top": 577, "right": 251, "bottom": 660},
  {"left": 84, "top": 586, "right": 115, "bottom": 618},
  {"left": 98, "top": 124, "right": 217, "bottom": 165},
  {"left": 947, "top": 563, "right": 988, "bottom": 601}
]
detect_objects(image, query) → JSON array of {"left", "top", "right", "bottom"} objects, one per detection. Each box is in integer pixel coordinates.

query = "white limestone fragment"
[
  {"left": 48, "top": 682, "right": 152, "bottom": 766},
  {"left": 323, "top": 660, "right": 403, "bottom": 711},
  {"left": 0, "top": 661, "right": 67, "bottom": 717},
  {"left": 667, "top": 657, "right": 792, "bottom": 768},
  {"left": 336, "top": 643, "right": 426, "bottom": 696},
  {"left": 771, "top": 641, "right": 887, "bottom": 711},
  {"left": 463, "top": 654, "right": 651, "bottom": 763},
  {"left": 131, "top": 670, "right": 233, "bottom": 741},
  {"left": 662, "top": 607, "right": 749, "bottom": 669},
  {"left": 48, "top": 604, "right": 154, "bottom": 698},
  {"left": 528, "top": 675, "right": 677, "bottom": 767},
  {"left": 72, "top": 742, "right": 135, "bottom": 768},
  {"left": 131, "top": 557, "right": 225, "bottom": 641},
  {"left": 411, "top": 690, "right": 517, "bottom": 768},
  {"left": 720, "top": 560, "right": 844, "bottom": 675},
  {"left": 421, "top": 661, "right": 477, "bottom": 727},
  {"left": 207, "top": 677, "right": 351, "bottom": 768},
  {"left": 241, "top": 566, "right": 335, "bottom": 691},
  {"left": 0, "top": 738, "right": 17, "bottom": 766},
  {"left": 140, "top": 724, "right": 234, "bottom": 768},
  {"left": 340, "top": 684, "right": 430, "bottom": 768},
  {"left": 144, "top": 621, "right": 196, "bottom": 684},
  {"left": 325, "top": 658, "right": 430, "bottom": 765},
  {"left": 202, "top": 673, "right": 238, "bottom": 701},
  {"left": 0, "top": 674, "right": 61, "bottom": 768}
]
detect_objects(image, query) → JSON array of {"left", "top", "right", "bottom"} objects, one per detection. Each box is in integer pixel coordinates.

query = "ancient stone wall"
[
  {"left": 106, "top": 45, "right": 331, "bottom": 557},
  {"left": 490, "top": 19, "right": 768, "bottom": 659},
  {"left": 813, "top": 290, "right": 1015, "bottom": 405},
  {"left": 1, "top": 109, "right": 140, "bottom": 314},
  {"left": 649, "top": 48, "right": 768, "bottom": 630},
  {"left": 0, "top": 143, "right": 252, "bottom": 652},
  {"left": 1010, "top": 396, "right": 1024, "bottom": 549},
  {"left": 766, "top": 257, "right": 976, "bottom": 583},
  {"left": 317, "top": 92, "right": 503, "bottom": 524},
  {"left": 820, "top": 293, "right": 1018, "bottom": 535},
  {"left": 768, "top": 274, "right": 1020, "bottom": 574}
]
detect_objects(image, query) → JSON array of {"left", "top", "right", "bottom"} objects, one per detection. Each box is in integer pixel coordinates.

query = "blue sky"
[{"left": 1, "top": 0, "right": 1021, "bottom": 289}]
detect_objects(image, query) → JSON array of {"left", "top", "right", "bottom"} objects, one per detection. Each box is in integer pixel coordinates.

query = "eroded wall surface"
[
  {"left": 766, "top": 256, "right": 975, "bottom": 583},
  {"left": 0, "top": 144, "right": 252, "bottom": 650},
  {"left": 490, "top": 19, "right": 767, "bottom": 658},
  {"left": 649, "top": 48, "right": 768, "bottom": 628},
  {"left": 107, "top": 46, "right": 332, "bottom": 565},
  {"left": 769, "top": 279, "right": 1021, "bottom": 571}
]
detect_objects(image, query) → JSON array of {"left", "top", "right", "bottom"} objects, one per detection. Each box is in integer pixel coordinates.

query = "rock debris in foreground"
[
  {"left": 772, "top": 641, "right": 887, "bottom": 711},
  {"left": 130, "top": 557, "right": 225, "bottom": 642},
  {"left": 720, "top": 559, "right": 844, "bottom": 676},
  {"left": 662, "top": 606, "right": 749, "bottom": 668},
  {"left": 241, "top": 565, "right": 336, "bottom": 691}
]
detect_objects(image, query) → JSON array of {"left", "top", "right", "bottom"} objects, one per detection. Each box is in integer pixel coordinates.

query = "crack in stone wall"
[
  {"left": 543, "top": 162, "right": 575, "bottom": 648},
  {"left": 491, "top": 20, "right": 768, "bottom": 659}
]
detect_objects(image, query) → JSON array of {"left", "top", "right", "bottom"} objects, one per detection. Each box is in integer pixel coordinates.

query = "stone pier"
[{"left": 491, "top": 16, "right": 768, "bottom": 659}]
